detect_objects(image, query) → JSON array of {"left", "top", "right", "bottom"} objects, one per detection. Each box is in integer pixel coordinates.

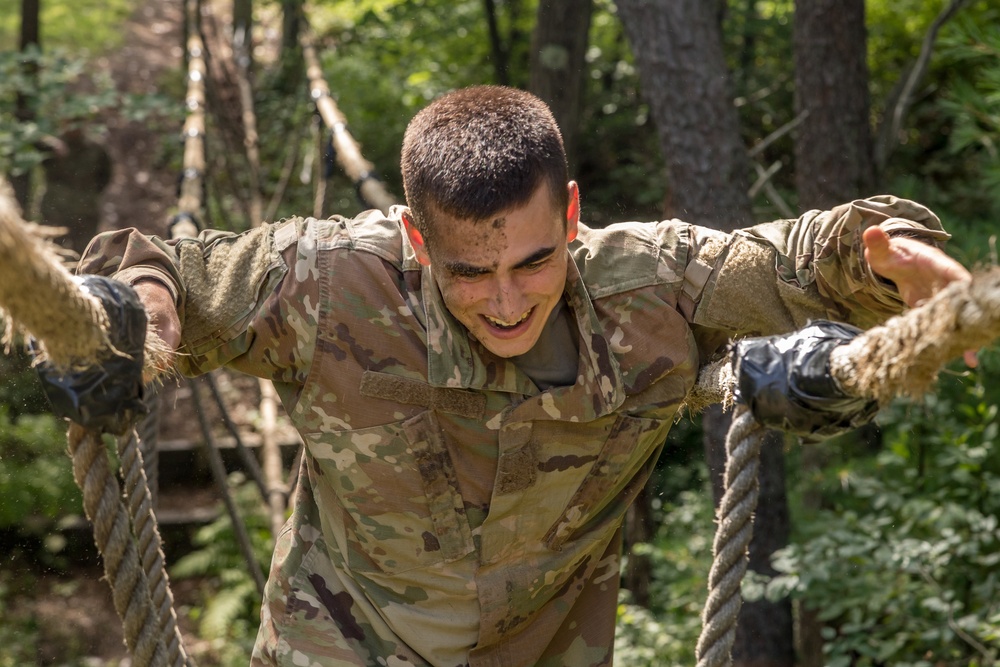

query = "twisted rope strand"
[
  {"left": 118, "top": 430, "right": 191, "bottom": 667},
  {"left": 69, "top": 424, "right": 168, "bottom": 667},
  {"left": 695, "top": 407, "right": 766, "bottom": 667}
]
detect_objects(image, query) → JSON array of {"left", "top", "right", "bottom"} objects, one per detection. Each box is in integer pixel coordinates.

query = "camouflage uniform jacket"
[{"left": 80, "top": 196, "right": 949, "bottom": 667}]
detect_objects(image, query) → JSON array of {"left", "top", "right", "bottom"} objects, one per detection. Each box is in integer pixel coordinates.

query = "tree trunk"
[
  {"left": 482, "top": 0, "right": 510, "bottom": 86},
  {"left": 616, "top": 0, "right": 752, "bottom": 229},
  {"left": 278, "top": 0, "right": 303, "bottom": 93},
  {"left": 737, "top": 428, "right": 794, "bottom": 665},
  {"left": 617, "top": 2, "right": 794, "bottom": 664},
  {"left": 528, "top": 0, "right": 594, "bottom": 172},
  {"left": 792, "top": 2, "right": 879, "bottom": 660},
  {"left": 793, "top": 0, "right": 874, "bottom": 210},
  {"left": 13, "top": 0, "right": 41, "bottom": 212},
  {"left": 623, "top": 482, "right": 652, "bottom": 607}
]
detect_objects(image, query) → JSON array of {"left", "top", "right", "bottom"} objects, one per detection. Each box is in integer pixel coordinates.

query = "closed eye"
[
  {"left": 445, "top": 264, "right": 491, "bottom": 281},
  {"left": 514, "top": 247, "right": 557, "bottom": 272}
]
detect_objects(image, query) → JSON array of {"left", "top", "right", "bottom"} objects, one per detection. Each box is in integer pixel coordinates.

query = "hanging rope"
[
  {"left": 299, "top": 15, "right": 399, "bottom": 214},
  {"left": 694, "top": 266, "right": 1000, "bottom": 667},
  {"left": 69, "top": 425, "right": 169, "bottom": 667},
  {"left": 695, "top": 406, "right": 763, "bottom": 667},
  {"left": 174, "top": 0, "right": 207, "bottom": 237}
]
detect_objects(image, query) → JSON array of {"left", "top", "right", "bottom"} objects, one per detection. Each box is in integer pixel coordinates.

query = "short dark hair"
[{"left": 401, "top": 86, "right": 568, "bottom": 240}]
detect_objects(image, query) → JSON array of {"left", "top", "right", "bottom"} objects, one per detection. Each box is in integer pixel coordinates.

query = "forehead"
[{"left": 425, "top": 191, "right": 564, "bottom": 268}]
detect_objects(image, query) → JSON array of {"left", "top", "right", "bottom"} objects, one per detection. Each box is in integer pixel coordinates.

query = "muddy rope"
[{"left": 694, "top": 266, "right": 1000, "bottom": 667}]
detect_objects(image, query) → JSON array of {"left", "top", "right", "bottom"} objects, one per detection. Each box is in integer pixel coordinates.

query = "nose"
[{"left": 492, "top": 275, "right": 525, "bottom": 321}]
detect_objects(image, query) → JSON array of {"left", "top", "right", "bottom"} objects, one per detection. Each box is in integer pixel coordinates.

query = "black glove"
[
  {"left": 35, "top": 275, "right": 148, "bottom": 435},
  {"left": 732, "top": 320, "right": 878, "bottom": 439}
]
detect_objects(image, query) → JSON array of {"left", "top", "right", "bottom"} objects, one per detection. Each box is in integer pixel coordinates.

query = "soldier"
[
  {"left": 40, "top": 123, "right": 112, "bottom": 256},
  {"left": 66, "top": 86, "right": 971, "bottom": 666}
]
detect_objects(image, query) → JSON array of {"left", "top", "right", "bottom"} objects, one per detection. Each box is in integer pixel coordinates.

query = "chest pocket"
[
  {"left": 543, "top": 413, "right": 668, "bottom": 551},
  {"left": 304, "top": 410, "right": 474, "bottom": 575}
]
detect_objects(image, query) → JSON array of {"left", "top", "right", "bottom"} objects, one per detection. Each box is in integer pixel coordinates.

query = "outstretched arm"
[{"left": 78, "top": 220, "right": 316, "bottom": 382}]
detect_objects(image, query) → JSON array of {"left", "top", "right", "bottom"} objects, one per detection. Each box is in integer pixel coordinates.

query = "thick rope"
[
  {"left": 0, "top": 180, "right": 110, "bottom": 368},
  {"left": 137, "top": 388, "right": 162, "bottom": 507},
  {"left": 1, "top": 180, "right": 187, "bottom": 666},
  {"left": 118, "top": 430, "right": 190, "bottom": 667},
  {"left": 694, "top": 265, "right": 1000, "bottom": 667},
  {"left": 831, "top": 266, "right": 1000, "bottom": 403},
  {"left": 69, "top": 425, "right": 169, "bottom": 667},
  {"left": 176, "top": 0, "right": 207, "bottom": 227},
  {"left": 696, "top": 407, "right": 764, "bottom": 667}
]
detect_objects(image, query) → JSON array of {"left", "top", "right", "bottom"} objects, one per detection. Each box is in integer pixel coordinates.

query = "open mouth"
[{"left": 483, "top": 308, "right": 533, "bottom": 332}]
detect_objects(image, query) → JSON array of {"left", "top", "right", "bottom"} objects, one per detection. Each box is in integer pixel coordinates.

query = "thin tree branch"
[
  {"left": 877, "top": 0, "right": 973, "bottom": 171},
  {"left": 748, "top": 110, "right": 808, "bottom": 158},
  {"left": 918, "top": 567, "right": 996, "bottom": 662},
  {"left": 749, "top": 160, "right": 795, "bottom": 218},
  {"left": 748, "top": 160, "right": 782, "bottom": 199}
]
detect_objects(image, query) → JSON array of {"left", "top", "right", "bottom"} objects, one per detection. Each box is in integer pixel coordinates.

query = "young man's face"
[{"left": 405, "top": 182, "right": 580, "bottom": 358}]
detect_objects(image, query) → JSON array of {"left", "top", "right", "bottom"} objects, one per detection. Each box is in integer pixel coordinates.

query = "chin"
[{"left": 480, "top": 334, "right": 538, "bottom": 359}]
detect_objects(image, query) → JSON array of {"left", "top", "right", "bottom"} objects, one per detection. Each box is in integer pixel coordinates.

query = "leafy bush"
[
  {"left": 0, "top": 575, "right": 40, "bottom": 667},
  {"left": 937, "top": 8, "right": 1000, "bottom": 223},
  {"left": 0, "top": 47, "right": 178, "bottom": 180},
  {"left": 0, "top": 404, "right": 79, "bottom": 531}
]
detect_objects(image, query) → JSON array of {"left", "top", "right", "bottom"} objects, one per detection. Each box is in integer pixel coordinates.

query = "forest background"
[{"left": 1, "top": 0, "right": 999, "bottom": 666}]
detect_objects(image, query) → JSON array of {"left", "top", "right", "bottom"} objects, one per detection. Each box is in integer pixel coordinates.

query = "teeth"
[{"left": 485, "top": 309, "right": 531, "bottom": 328}]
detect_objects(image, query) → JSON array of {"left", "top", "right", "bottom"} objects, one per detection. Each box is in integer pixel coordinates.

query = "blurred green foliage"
[
  {"left": 0, "top": 46, "right": 179, "bottom": 180},
  {"left": 0, "top": 0, "right": 137, "bottom": 52},
  {"left": 0, "top": 404, "right": 77, "bottom": 531},
  {"left": 0, "top": 575, "right": 39, "bottom": 667}
]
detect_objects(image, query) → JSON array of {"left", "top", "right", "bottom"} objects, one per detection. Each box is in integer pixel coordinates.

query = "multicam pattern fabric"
[{"left": 79, "top": 196, "right": 948, "bottom": 667}]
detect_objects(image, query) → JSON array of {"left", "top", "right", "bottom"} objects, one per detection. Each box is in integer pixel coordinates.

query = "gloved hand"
[
  {"left": 732, "top": 320, "right": 878, "bottom": 439},
  {"left": 35, "top": 275, "right": 148, "bottom": 435}
]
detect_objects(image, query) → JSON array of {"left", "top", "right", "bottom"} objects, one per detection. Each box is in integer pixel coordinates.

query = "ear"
[
  {"left": 565, "top": 181, "right": 580, "bottom": 243},
  {"left": 402, "top": 210, "right": 432, "bottom": 266}
]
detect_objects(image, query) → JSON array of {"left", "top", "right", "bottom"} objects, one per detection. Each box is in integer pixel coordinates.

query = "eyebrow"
[{"left": 442, "top": 246, "right": 558, "bottom": 277}]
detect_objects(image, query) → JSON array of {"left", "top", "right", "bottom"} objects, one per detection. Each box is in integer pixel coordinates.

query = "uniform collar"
[{"left": 422, "top": 253, "right": 625, "bottom": 422}]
